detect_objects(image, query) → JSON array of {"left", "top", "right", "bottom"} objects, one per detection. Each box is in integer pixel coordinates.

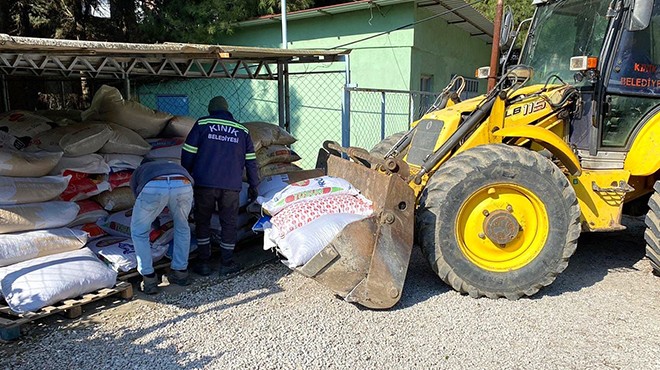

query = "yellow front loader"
[{"left": 304, "top": 0, "right": 660, "bottom": 309}]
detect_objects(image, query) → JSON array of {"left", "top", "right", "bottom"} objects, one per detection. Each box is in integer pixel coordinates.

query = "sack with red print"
[
  {"left": 68, "top": 199, "right": 109, "bottom": 227},
  {"left": 268, "top": 193, "right": 373, "bottom": 240},
  {"left": 262, "top": 176, "right": 360, "bottom": 216},
  {"left": 108, "top": 170, "right": 132, "bottom": 190},
  {"left": 59, "top": 171, "right": 110, "bottom": 201},
  {"left": 97, "top": 208, "right": 174, "bottom": 246},
  {"left": 72, "top": 222, "right": 108, "bottom": 240}
]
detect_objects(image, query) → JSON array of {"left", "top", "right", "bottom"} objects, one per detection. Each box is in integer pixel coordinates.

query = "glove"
[{"left": 248, "top": 186, "right": 258, "bottom": 201}]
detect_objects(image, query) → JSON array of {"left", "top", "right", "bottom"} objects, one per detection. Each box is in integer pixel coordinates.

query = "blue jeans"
[{"left": 131, "top": 178, "right": 193, "bottom": 276}]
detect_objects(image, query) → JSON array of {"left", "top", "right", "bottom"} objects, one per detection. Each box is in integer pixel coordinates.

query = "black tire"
[
  {"left": 645, "top": 181, "right": 660, "bottom": 276},
  {"left": 417, "top": 144, "right": 581, "bottom": 299},
  {"left": 369, "top": 131, "right": 408, "bottom": 158}
]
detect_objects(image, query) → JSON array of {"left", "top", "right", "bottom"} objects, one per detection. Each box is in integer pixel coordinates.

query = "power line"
[{"left": 328, "top": 0, "right": 489, "bottom": 50}]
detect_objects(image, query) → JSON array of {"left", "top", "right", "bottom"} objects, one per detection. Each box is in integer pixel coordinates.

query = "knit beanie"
[{"left": 208, "top": 96, "right": 229, "bottom": 113}]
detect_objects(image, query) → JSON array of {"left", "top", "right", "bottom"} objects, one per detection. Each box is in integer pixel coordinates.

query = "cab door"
[{"left": 602, "top": 2, "right": 660, "bottom": 150}]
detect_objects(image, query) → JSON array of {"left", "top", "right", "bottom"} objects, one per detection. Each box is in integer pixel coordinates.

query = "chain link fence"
[
  {"left": 135, "top": 70, "right": 346, "bottom": 169},
  {"left": 3, "top": 73, "right": 480, "bottom": 170},
  {"left": 347, "top": 87, "right": 441, "bottom": 151}
]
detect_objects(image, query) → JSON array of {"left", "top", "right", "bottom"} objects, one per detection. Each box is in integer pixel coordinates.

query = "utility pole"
[
  {"left": 281, "top": 0, "right": 288, "bottom": 49},
  {"left": 488, "top": 0, "right": 504, "bottom": 91}
]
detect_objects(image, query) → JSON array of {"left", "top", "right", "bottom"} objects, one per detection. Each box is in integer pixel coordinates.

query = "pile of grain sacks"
[
  {"left": 0, "top": 84, "right": 308, "bottom": 312},
  {"left": 259, "top": 176, "right": 374, "bottom": 268}
]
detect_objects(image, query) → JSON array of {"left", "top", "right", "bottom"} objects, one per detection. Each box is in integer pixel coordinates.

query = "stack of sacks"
[
  {"left": 0, "top": 110, "right": 56, "bottom": 150},
  {"left": 0, "top": 147, "right": 116, "bottom": 313},
  {"left": 243, "top": 122, "right": 301, "bottom": 179},
  {"left": 260, "top": 176, "right": 374, "bottom": 268}
]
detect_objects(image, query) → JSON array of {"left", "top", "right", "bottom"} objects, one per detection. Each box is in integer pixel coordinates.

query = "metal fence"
[
  {"left": 135, "top": 70, "right": 347, "bottom": 169},
  {"left": 3, "top": 73, "right": 479, "bottom": 170},
  {"left": 346, "top": 87, "right": 441, "bottom": 152}
]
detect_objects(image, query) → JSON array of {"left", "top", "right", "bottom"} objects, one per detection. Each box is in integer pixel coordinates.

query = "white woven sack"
[
  {"left": 103, "top": 154, "right": 143, "bottom": 172},
  {"left": 0, "top": 227, "right": 88, "bottom": 267},
  {"left": 0, "top": 248, "right": 116, "bottom": 313},
  {"left": 262, "top": 176, "right": 360, "bottom": 216},
  {"left": 0, "top": 175, "right": 71, "bottom": 205},
  {"left": 88, "top": 237, "right": 168, "bottom": 272},
  {"left": 275, "top": 213, "right": 367, "bottom": 268},
  {"left": 0, "top": 150, "right": 63, "bottom": 177},
  {"left": 49, "top": 153, "right": 110, "bottom": 175},
  {"left": 0, "top": 201, "right": 80, "bottom": 234}
]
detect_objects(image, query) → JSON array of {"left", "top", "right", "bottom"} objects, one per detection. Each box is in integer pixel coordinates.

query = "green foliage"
[
  {"left": 0, "top": 0, "right": 536, "bottom": 44},
  {"left": 473, "top": 0, "right": 535, "bottom": 28}
]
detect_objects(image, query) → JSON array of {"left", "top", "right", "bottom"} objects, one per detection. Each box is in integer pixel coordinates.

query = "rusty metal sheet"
[{"left": 297, "top": 155, "right": 415, "bottom": 309}]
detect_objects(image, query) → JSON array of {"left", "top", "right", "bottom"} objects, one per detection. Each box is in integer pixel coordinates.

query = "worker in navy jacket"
[{"left": 181, "top": 96, "right": 259, "bottom": 276}]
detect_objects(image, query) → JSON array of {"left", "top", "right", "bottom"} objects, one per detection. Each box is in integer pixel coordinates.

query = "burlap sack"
[
  {"left": 161, "top": 115, "right": 196, "bottom": 138},
  {"left": 243, "top": 122, "right": 296, "bottom": 152},
  {"left": 93, "top": 187, "right": 136, "bottom": 212},
  {"left": 256, "top": 145, "right": 301, "bottom": 167},
  {"left": 29, "top": 123, "right": 112, "bottom": 156},
  {"left": 0, "top": 150, "right": 63, "bottom": 177},
  {"left": 98, "top": 122, "right": 151, "bottom": 155},
  {"left": 49, "top": 154, "right": 110, "bottom": 175},
  {"left": 83, "top": 85, "right": 172, "bottom": 138},
  {"left": 259, "top": 163, "right": 302, "bottom": 179}
]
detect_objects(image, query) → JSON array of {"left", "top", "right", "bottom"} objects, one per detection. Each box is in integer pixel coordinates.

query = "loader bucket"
[{"left": 296, "top": 155, "right": 415, "bottom": 309}]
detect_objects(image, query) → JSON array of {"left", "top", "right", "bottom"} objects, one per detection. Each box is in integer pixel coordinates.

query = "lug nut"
[
  {"left": 483, "top": 210, "right": 490, "bottom": 216},
  {"left": 478, "top": 233, "right": 486, "bottom": 239},
  {"left": 506, "top": 205, "right": 513, "bottom": 212}
]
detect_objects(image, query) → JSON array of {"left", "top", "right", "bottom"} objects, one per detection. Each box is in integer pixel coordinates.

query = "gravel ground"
[{"left": 2, "top": 215, "right": 659, "bottom": 369}]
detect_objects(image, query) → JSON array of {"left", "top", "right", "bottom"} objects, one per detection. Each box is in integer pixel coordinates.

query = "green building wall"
[
  {"left": 411, "top": 7, "right": 491, "bottom": 94},
  {"left": 137, "top": 3, "right": 492, "bottom": 169}
]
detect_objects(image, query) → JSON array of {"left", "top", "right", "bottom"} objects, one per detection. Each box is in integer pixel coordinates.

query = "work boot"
[
  {"left": 168, "top": 269, "right": 190, "bottom": 286},
  {"left": 192, "top": 261, "right": 212, "bottom": 276},
  {"left": 219, "top": 261, "right": 243, "bottom": 277},
  {"left": 140, "top": 274, "right": 160, "bottom": 295}
]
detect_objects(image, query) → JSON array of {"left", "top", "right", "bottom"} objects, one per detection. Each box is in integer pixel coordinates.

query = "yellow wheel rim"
[{"left": 455, "top": 183, "right": 549, "bottom": 272}]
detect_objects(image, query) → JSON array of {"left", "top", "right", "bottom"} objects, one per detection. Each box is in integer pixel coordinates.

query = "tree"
[{"left": 473, "top": 0, "right": 535, "bottom": 31}]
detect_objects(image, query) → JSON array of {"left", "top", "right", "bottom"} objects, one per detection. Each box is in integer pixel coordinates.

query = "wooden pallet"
[{"left": 0, "top": 281, "right": 133, "bottom": 342}]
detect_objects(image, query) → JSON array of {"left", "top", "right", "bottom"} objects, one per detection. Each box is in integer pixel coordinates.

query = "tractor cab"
[{"left": 519, "top": 0, "right": 659, "bottom": 169}]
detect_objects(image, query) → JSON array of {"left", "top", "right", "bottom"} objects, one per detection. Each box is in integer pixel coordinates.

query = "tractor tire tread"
[
  {"left": 645, "top": 182, "right": 660, "bottom": 275},
  {"left": 417, "top": 144, "right": 580, "bottom": 299}
]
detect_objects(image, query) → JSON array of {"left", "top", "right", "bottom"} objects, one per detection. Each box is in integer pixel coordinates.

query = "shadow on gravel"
[
  {"left": 390, "top": 215, "right": 648, "bottom": 308},
  {"left": 393, "top": 247, "right": 453, "bottom": 310},
  {"left": 532, "top": 215, "right": 647, "bottom": 298}
]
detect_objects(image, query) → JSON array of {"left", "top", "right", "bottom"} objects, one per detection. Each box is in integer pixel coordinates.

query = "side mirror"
[
  {"left": 500, "top": 8, "right": 515, "bottom": 48},
  {"left": 629, "top": 0, "right": 653, "bottom": 31}
]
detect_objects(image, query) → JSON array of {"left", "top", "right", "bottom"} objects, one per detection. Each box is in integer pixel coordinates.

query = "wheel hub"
[{"left": 483, "top": 209, "right": 520, "bottom": 245}]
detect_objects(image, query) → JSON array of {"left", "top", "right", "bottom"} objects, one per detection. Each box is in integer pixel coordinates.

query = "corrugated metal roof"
[
  {"left": 237, "top": 0, "right": 493, "bottom": 43},
  {"left": 0, "top": 34, "right": 349, "bottom": 59},
  {"left": 0, "top": 34, "right": 349, "bottom": 79}
]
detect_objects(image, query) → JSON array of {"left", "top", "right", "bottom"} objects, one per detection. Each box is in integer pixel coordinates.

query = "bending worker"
[
  {"left": 181, "top": 96, "right": 259, "bottom": 277},
  {"left": 130, "top": 159, "right": 194, "bottom": 294}
]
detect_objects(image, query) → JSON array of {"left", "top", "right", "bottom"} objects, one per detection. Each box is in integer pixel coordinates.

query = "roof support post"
[
  {"left": 123, "top": 73, "right": 131, "bottom": 100},
  {"left": 277, "top": 61, "right": 290, "bottom": 131},
  {"left": 341, "top": 54, "right": 352, "bottom": 147},
  {"left": 0, "top": 74, "right": 9, "bottom": 111}
]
